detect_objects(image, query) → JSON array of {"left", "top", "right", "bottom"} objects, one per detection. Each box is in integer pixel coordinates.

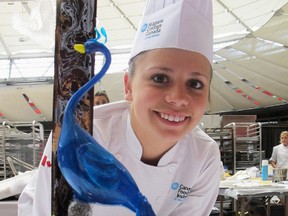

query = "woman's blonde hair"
[{"left": 280, "top": 131, "right": 288, "bottom": 141}]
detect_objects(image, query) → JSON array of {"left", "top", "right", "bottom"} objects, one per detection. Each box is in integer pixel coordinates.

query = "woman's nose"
[{"left": 164, "top": 86, "right": 189, "bottom": 106}]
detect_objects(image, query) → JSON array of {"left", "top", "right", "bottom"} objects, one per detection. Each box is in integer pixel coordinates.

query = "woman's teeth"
[{"left": 160, "top": 113, "right": 185, "bottom": 122}]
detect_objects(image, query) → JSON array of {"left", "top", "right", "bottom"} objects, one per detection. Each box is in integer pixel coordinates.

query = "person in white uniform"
[
  {"left": 269, "top": 131, "right": 288, "bottom": 169},
  {"left": 18, "top": 0, "right": 221, "bottom": 215}
]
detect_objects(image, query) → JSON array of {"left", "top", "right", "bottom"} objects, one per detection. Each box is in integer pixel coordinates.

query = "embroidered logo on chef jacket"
[{"left": 171, "top": 182, "right": 192, "bottom": 201}]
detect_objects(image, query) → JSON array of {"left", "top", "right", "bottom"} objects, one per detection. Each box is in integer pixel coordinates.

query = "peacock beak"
[{"left": 74, "top": 44, "right": 86, "bottom": 54}]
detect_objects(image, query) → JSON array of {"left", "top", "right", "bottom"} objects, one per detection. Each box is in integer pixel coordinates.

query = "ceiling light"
[{"left": 19, "top": 37, "right": 26, "bottom": 42}]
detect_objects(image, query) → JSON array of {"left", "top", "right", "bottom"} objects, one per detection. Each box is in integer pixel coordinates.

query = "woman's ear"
[{"left": 124, "top": 72, "right": 132, "bottom": 101}]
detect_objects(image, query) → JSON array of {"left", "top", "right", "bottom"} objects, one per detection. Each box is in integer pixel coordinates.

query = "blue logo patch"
[
  {"left": 171, "top": 182, "right": 192, "bottom": 202},
  {"left": 171, "top": 182, "right": 179, "bottom": 190},
  {"left": 141, "top": 23, "right": 148, "bottom": 32}
]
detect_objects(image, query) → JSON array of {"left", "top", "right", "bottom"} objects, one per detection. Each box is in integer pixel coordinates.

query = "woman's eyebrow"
[
  {"left": 188, "top": 71, "right": 209, "bottom": 77},
  {"left": 147, "top": 66, "right": 210, "bottom": 79},
  {"left": 147, "top": 66, "right": 173, "bottom": 73}
]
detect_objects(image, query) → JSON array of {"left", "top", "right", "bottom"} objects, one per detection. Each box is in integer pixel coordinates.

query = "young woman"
[
  {"left": 94, "top": 90, "right": 110, "bottom": 106},
  {"left": 18, "top": 0, "right": 221, "bottom": 215},
  {"left": 269, "top": 131, "right": 288, "bottom": 168},
  {"left": 89, "top": 48, "right": 220, "bottom": 215}
]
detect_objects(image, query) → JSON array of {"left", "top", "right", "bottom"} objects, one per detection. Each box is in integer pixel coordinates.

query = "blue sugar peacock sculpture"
[{"left": 57, "top": 28, "right": 156, "bottom": 216}]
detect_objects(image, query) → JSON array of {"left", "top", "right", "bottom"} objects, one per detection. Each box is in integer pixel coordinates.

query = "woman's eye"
[
  {"left": 152, "top": 74, "right": 169, "bottom": 83},
  {"left": 188, "top": 79, "right": 204, "bottom": 89}
]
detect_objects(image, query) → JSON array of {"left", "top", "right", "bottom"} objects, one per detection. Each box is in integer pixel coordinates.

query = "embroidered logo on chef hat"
[
  {"left": 141, "top": 23, "right": 148, "bottom": 32},
  {"left": 130, "top": 0, "right": 213, "bottom": 63},
  {"left": 140, "top": 19, "right": 164, "bottom": 39}
]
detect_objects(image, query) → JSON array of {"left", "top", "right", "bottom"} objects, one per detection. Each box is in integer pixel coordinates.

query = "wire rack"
[{"left": 0, "top": 121, "right": 44, "bottom": 180}]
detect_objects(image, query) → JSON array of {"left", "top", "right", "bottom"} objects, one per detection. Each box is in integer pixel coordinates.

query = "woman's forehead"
[
  {"left": 140, "top": 49, "right": 210, "bottom": 64},
  {"left": 95, "top": 95, "right": 108, "bottom": 100},
  {"left": 135, "top": 48, "right": 212, "bottom": 75}
]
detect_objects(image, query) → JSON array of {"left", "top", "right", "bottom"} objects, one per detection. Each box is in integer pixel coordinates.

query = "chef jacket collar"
[{"left": 125, "top": 112, "right": 181, "bottom": 166}]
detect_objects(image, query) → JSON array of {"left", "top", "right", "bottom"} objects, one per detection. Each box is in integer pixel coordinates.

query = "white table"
[
  {"left": 219, "top": 184, "right": 288, "bottom": 216},
  {"left": 0, "top": 201, "right": 18, "bottom": 216}
]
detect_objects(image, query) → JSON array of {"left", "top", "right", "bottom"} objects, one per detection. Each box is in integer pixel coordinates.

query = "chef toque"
[{"left": 130, "top": 0, "right": 213, "bottom": 63}]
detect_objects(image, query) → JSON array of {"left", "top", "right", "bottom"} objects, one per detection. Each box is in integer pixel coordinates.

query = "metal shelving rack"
[
  {"left": 224, "top": 122, "right": 263, "bottom": 174},
  {"left": 205, "top": 128, "right": 235, "bottom": 214},
  {"left": 0, "top": 121, "right": 44, "bottom": 180},
  {"left": 205, "top": 127, "right": 234, "bottom": 172}
]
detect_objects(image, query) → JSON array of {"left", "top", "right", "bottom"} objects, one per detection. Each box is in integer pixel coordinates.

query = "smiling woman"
[{"left": 125, "top": 49, "right": 212, "bottom": 165}]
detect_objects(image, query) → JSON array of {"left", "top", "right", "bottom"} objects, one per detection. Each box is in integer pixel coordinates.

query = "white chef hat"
[{"left": 130, "top": 0, "right": 213, "bottom": 63}]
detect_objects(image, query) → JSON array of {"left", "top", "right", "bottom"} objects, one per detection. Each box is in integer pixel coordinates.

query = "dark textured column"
[{"left": 52, "top": 0, "right": 97, "bottom": 215}]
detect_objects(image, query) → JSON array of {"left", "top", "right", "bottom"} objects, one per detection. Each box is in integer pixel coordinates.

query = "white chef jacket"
[
  {"left": 18, "top": 100, "right": 220, "bottom": 216},
  {"left": 269, "top": 144, "right": 288, "bottom": 169}
]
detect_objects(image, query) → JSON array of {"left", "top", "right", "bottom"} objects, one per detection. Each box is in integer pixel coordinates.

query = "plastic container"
[{"left": 261, "top": 160, "right": 268, "bottom": 181}]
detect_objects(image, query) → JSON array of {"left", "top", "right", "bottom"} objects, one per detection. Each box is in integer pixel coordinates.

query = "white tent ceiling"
[{"left": 0, "top": 0, "right": 288, "bottom": 122}]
